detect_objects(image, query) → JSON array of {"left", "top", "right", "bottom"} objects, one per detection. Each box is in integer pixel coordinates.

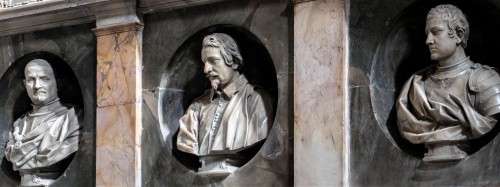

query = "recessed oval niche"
[
  {"left": 0, "top": 51, "right": 84, "bottom": 185},
  {"left": 370, "top": 0, "right": 500, "bottom": 158},
  {"left": 158, "top": 25, "right": 278, "bottom": 171}
]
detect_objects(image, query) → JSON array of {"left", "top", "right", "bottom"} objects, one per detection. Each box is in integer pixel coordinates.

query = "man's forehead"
[
  {"left": 426, "top": 17, "right": 446, "bottom": 28},
  {"left": 25, "top": 66, "right": 52, "bottom": 74},
  {"left": 201, "top": 47, "right": 221, "bottom": 56},
  {"left": 202, "top": 46, "right": 220, "bottom": 52},
  {"left": 24, "top": 60, "right": 54, "bottom": 76}
]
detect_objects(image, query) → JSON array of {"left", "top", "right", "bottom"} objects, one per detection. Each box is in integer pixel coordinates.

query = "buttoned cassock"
[{"left": 177, "top": 74, "right": 274, "bottom": 156}]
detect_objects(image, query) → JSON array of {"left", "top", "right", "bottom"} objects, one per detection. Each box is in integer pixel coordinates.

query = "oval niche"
[
  {"left": 158, "top": 25, "right": 278, "bottom": 171},
  {"left": 0, "top": 51, "right": 84, "bottom": 185},
  {"left": 370, "top": 0, "right": 500, "bottom": 158}
]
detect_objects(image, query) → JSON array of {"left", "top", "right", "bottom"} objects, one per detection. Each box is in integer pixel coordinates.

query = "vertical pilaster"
[
  {"left": 93, "top": 22, "right": 143, "bottom": 187},
  {"left": 293, "top": 0, "right": 348, "bottom": 186}
]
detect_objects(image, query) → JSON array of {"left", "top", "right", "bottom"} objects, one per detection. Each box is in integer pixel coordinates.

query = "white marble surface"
[{"left": 294, "top": 0, "right": 347, "bottom": 186}]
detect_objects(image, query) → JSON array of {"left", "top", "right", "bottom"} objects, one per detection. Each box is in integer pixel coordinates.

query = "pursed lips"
[{"left": 34, "top": 90, "right": 46, "bottom": 95}]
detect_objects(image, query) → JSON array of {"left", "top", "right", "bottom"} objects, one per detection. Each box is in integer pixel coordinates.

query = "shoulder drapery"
[
  {"left": 5, "top": 106, "right": 82, "bottom": 170},
  {"left": 397, "top": 70, "right": 497, "bottom": 144}
]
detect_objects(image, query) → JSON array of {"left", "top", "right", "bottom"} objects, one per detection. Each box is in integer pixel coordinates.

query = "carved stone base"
[
  {"left": 197, "top": 155, "right": 240, "bottom": 177},
  {"left": 19, "top": 170, "right": 61, "bottom": 187},
  {"left": 423, "top": 143, "right": 467, "bottom": 162}
]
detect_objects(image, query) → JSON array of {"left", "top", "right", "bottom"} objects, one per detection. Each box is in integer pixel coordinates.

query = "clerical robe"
[
  {"left": 397, "top": 59, "right": 500, "bottom": 144},
  {"left": 177, "top": 74, "right": 274, "bottom": 156},
  {"left": 5, "top": 105, "right": 82, "bottom": 171}
]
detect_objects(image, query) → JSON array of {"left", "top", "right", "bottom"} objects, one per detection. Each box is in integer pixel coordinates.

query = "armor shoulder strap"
[
  {"left": 468, "top": 66, "right": 500, "bottom": 116},
  {"left": 468, "top": 66, "right": 500, "bottom": 93}
]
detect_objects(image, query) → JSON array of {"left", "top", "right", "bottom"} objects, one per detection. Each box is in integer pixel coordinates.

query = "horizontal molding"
[
  {"left": 92, "top": 22, "right": 143, "bottom": 36},
  {"left": 0, "top": 0, "right": 81, "bottom": 20},
  {"left": 0, "top": 0, "right": 137, "bottom": 37},
  {"left": 0, "top": 0, "right": 298, "bottom": 37},
  {"left": 138, "top": 0, "right": 225, "bottom": 14},
  {"left": 0, "top": 8, "right": 94, "bottom": 37}
]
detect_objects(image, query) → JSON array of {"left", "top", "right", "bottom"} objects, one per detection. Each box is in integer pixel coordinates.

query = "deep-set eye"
[{"left": 431, "top": 29, "right": 442, "bottom": 35}]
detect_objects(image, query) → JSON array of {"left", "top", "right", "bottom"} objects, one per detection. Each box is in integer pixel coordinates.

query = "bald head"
[
  {"left": 25, "top": 59, "right": 54, "bottom": 77},
  {"left": 23, "top": 59, "right": 58, "bottom": 105}
]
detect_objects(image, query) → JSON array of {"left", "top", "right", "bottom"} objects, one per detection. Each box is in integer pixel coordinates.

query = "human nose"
[
  {"left": 34, "top": 78, "right": 42, "bottom": 89},
  {"left": 204, "top": 63, "right": 212, "bottom": 74},
  {"left": 425, "top": 33, "right": 434, "bottom": 45}
]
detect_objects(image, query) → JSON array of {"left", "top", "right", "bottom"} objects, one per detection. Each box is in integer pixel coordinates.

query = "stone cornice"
[
  {"left": 0, "top": 0, "right": 137, "bottom": 37},
  {"left": 0, "top": 0, "right": 241, "bottom": 37},
  {"left": 138, "top": 0, "right": 225, "bottom": 14}
]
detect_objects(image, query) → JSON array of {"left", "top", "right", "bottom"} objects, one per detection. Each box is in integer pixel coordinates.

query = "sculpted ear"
[{"left": 455, "top": 30, "right": 464, "bottom": 45}]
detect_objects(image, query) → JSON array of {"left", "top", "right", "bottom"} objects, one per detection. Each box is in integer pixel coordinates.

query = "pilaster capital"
[
  {"left": 92, "top": 22, "right": 143, "bottom": 37},
  {"left": 92, "top": 0, "right": 140, "bottom": 28}
]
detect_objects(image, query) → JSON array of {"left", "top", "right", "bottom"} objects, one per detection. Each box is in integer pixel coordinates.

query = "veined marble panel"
[
  {"left": 94, "top": 22, "right": 143, "bottom": 187},
  {"left": 96, "top": 104, "right": 137, "bottom": 187},
  {"left": 294, "top": 0, "right": 346, "bottom": 186},
  {"left": 94, "top": 23, "right": 143, "bottom": 107}
]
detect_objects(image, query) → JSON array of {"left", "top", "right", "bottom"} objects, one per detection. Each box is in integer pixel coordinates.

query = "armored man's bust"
[
  {"left": 397, "top": 4, "right": 500, "bottom": 162},
  {"left": 176, "top": 33, "right": 274, "bottom": 175},
  {"left": 4, "top": 59, "right": 82, "bottom": 186}
]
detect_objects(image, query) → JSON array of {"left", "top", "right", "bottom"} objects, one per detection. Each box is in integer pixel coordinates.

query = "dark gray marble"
[
  {"left": 0, "top": 23, "right": 96, "bottom": 187},
  {"left": 350, "top": 0, "right": 500, "bottom": 185},
  {"left": 141, "top": 0, "right": 292, "bottom": 186}
]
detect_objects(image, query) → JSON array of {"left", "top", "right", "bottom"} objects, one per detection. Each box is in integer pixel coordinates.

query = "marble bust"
[
  {"left": 4, "top": 59, "right": 82, "bottom": 186},
  {"left": 176, "top": 33, "right": 274, "bottom": 175},
  {"left": 396, "top": 4, "right": 500, "bottom": 162}
]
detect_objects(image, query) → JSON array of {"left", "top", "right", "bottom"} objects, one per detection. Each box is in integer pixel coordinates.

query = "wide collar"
[
  {"left": 30, "top": 98, "right": 63, "bottom": 116},
  {"left": 432, "top": 56, "right": 472, "bottom": 78},
  {"left": 209, "top": 74, "right": 248, "bottom": 101}
]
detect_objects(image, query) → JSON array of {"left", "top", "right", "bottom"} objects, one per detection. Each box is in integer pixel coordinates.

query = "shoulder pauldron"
[{"left": 469, "top": 65, "right": 500, "bottom": 117}]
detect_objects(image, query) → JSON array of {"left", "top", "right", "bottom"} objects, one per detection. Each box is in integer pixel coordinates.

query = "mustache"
[{"left": 206, "top": 72, "right": 218, "bottom": 78}]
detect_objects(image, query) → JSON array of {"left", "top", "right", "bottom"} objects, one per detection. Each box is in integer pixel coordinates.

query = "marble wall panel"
[
  {"left": 141, "top": 0, "right": 292, "bottom": 186},
  {"left": 350, "top": 0, "right": 500, "bottom": 185},
  {"left": 96, "top": 105, "right": 136, "bottom": 187},
  {"left": 95, "top": 24, "right": 143, "bottom": 107},
  {"left": 0, "top": 23, "right": 96, "bottom": 187},
  {"left": 94, "top": 23, "right": 143, "bottom": 187},
  {"left": 293, "top": 0, "right": 346, "bottom": 186}
]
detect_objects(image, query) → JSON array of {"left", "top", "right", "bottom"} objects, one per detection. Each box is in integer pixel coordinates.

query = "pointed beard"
[
  {"left": 430, "top": 54, "right": 439, "bottom": 61},
  {"left": 211, "top": 80, "right": 219, "bottom": 90}
]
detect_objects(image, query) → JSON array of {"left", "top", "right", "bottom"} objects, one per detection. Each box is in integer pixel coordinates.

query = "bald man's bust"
[{"left": 4, "top": 59, "right": 82, "bottom": 186}]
